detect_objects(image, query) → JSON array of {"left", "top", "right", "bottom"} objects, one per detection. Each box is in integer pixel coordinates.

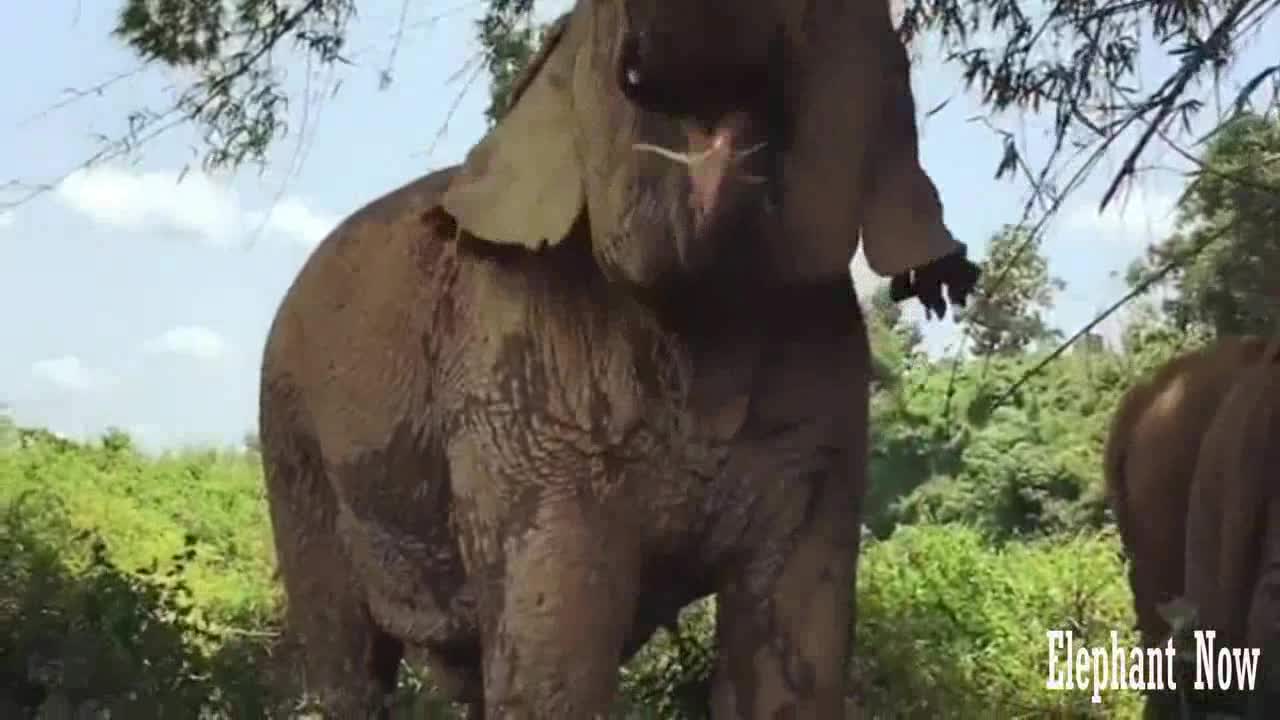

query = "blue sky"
[{"left": 0, "top": 1, "right": 1270, "bottom": 450}]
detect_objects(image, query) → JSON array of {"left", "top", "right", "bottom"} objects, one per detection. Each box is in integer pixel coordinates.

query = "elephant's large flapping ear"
[{"left": 440, "top": 12, "right": 583, "bottom": 251}]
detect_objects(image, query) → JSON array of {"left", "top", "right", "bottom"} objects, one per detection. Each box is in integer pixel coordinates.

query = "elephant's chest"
[
  {"left": 439, "top": 326, "right": 766, "bottom": 574},
  {"left": 440, "top": 267, "right": 866, "bottom": 566},
  {"left": 445, "top": 357, "right": 745, "bottom": 506},
  {"left": 445, "top": 297, "right": 760, "bottom": 484}
]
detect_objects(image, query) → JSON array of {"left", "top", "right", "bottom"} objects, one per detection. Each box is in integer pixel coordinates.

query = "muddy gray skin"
[
  {"left": 1104, "top": 337, "right": 1280, "bottom": 718},
  {"left": 258, "top": 0, "right": 974, "bottom": 717}
]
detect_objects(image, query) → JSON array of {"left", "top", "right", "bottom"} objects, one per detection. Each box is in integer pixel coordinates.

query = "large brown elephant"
[
  {"left": 1181, "top": 346, "right": 1280, "bottom": 716},
  {"left": 257, "top": 0, "right": 978, "bottom": 717},
  {"left": 1104, "top": 336, "right": 1280, "bottom": 716}
]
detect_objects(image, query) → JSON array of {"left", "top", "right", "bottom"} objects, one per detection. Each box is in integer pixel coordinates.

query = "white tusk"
[
  {"left": 632, "top": 143, "right": 695, "bottom": 165},
  {"left": 632, "top": 143, "right": 716, "bottom": 167},
  {"left": 633, "top": 139, "right": 769, "bottom": 171}
]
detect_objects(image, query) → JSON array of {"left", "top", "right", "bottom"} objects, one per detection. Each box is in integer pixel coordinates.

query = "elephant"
[
  {"left": 1103, "top": 335, "right": 1280, "bottom": 716},
  {"left": 257, "top": 0, "right": 979, "bottom": 716},
  {"left": 1180, "top": 346, "right": 1280, "bottom": 716}
]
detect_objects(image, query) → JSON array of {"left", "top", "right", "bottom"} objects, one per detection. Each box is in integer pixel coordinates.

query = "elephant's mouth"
[
  {"left": 626, "top": 26, "right": 788, "bottom": 251},
  {"left": 684, "top": 112, "right": 771, "bottom": 231},
  {"left": 633, "top": 110, "right": 775, "bottom": 236}
]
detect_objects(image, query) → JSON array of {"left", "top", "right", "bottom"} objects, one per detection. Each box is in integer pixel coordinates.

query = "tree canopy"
[
  {"left": 957, "top": 225, "right": 1065, "bottom": 357},
  {"left": 1126, "top": 112, "right": 1280, "bottom": 337},
  {"left": 99, "top": 0, "right": 1278, "bottom": 205}
]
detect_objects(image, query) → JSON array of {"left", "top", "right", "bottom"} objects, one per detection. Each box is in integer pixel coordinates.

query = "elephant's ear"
[{"left": 440, "top": 12, "right": 583, "bottom": 251}]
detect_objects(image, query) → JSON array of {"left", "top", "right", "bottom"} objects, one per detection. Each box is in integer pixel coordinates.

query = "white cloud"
[
  {"left": 0, "top": 211, "right": 12, "bottom": 227},
  {"left": 30, "top": 355, "right": 117, "bottom": 392},
  {"left": 246, "top": 198, "right": 339, "bottom": 249},
  {"left": 57, "top": 165, "right": 243, "bottom": 246},
  {"left": 143, "top": 325, "right": 230, "bottom": 361},
  {"left": 56, "top": 164, "right": 336, "bottom": 249},
  {"left": 1067, "top": 189, "right": 1178, "bottom": 246}
]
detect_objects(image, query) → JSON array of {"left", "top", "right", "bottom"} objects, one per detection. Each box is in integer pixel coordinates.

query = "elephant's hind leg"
[{"left": 261, "top": 412, "right": 403, "bottom": 717}]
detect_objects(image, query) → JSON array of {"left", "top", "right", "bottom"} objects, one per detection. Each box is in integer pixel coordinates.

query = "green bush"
[
  {"left": 852, "top": 524, "right": 1142, "bottom": 718},
  {"left": 617, "top": 598, "right": 717, "bottom": 719},
  {"left": 0, "top": 490, "right": 295, "bottom": 718},
  {"left": 867, "top": 341, "right": 1188, "bottom": 543},
  {"left": 0, "top": 427, "right": 278, "bottom": 623}
]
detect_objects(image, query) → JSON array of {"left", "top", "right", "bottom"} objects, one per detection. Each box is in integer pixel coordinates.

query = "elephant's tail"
[{"left": 1184, "top": 358, "right": 1280, "bottom": 650}]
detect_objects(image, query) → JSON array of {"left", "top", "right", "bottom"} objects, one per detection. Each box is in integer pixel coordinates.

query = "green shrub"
[
  {"left": 616, "top": 597, "right": 717, "bottom": 719},
  {"left": 0, "top": 490, "right": 294, "bottom": 717},
  {"left": 852, "top": 523, "right": 1142, "bottom": 718},
  {"left": 868, "top": 347, "right": 1168, "bottom": 543},
  {"left": 0, "top": 428, "right": 277, "bottom": 623}
]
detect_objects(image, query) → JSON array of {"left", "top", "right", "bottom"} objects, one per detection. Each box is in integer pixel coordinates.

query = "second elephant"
[{"left": 1104, "top": 336, "right": 1280, "bottom": 716}]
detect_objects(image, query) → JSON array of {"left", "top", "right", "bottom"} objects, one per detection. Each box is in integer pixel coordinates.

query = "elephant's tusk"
[
  {"left": 632, "top": 141, "right": 769, "bottom": 169},
  {"left": 632, "top": 143, "right": 710, "bottom": 167}
]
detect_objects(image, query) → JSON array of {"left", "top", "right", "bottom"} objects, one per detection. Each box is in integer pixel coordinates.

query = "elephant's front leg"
[
  {"left": 709, "top": 468, "right": 863, "bottom": 720},
  {"left": 478, "top": 495, "right": 640, "bottom": 719}
]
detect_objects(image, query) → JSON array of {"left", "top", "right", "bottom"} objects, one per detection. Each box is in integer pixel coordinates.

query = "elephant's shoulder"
[
  {"left": 268, "top": 166, "right": 467, "bottom": 370},
  {"left": 338, "top": 166, "right": 462, "bottom": 238},
  {"left": 295, "top": 166, "right": 463, "bottom": 281},
  {"left": 1147, "top": 336, "right": 1270, "bottom": 398}
]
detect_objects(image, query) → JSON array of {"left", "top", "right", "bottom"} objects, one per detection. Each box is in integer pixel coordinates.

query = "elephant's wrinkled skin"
[
  {"left": 1104, "top": 336, "right": 1280, "bottom": 716},
  {"left": 258, "top": 0, "right": 976, "bottom": 717}
]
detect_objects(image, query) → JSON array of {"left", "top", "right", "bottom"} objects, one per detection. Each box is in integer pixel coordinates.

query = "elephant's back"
[
  {"left": 1105, "top": 336, "right": 1273, "bottom": 545},
  {"left": 261, "top": 166, "right": 464, "bottom": 452},
  {"left": 1121, "top": 336, "right": 1272, "bottom": 467},
  {"left": 273, "top": 165, "right": 461, "bottom": 329}
]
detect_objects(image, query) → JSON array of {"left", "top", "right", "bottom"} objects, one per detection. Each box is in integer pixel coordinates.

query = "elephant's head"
[
  {"left": 611, "top": 0, "right": 783, "bottom": 123},
  {"left": 441, "top": 0, "right": 961, "bottom": 296}
]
